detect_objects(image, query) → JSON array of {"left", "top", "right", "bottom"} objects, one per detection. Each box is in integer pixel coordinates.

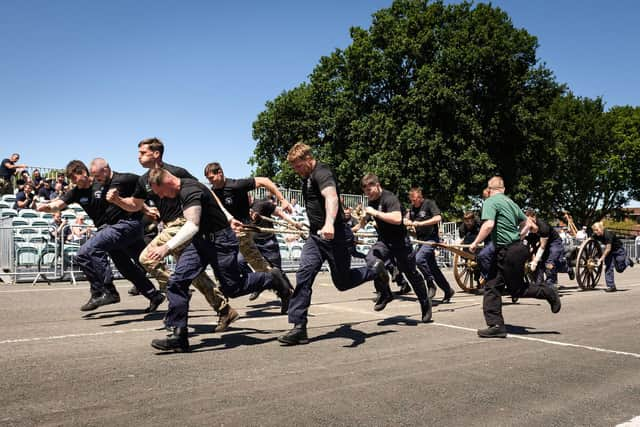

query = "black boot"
[
  {"left": 145, "top": 292, "right": 166, "bottom": 313},
  {"left": 547, "top": 287, "right": 562, "bottom": 313},
  {"left": 419, "top": 298, "right": 433, "bottom": 323},
  {"left": 80, "top": 294, "right": 104, "bottom": 311},
  {"left": 248, "top": 290, "right": 263, "bottom": 301},
  {"left": 372, "top": 260, "right": 393, "bottom": 311},
  {"left": 442, "top": 288, "right": 455, "bottom": 304},
  {"left": 151, "top": 327, "right": 190, "bottom": 353},
  {"left": 270, "top": 268, "right": 293, "bottom": 315},
  {"left": 426, "top": 278, "right": 437, "bottom": 299},
  {"left": 278, "top": 323, "right": 308, "bottom": 345},
  {"left": 477, "top": 325, "right": 507, "bottom": 338}
]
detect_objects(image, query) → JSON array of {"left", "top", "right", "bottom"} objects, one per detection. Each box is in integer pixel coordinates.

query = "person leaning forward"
[
  {"left": 106, "top": 137, "right": 237, "bottom": 332},
  {"left": 277, "top": 143, "right": 383, "bottom": 346},
  {"left": 145, "top": 168, "right": 292, "bottom": 353},
  {"left": 469, "top": 176, "right": 562, "bottom": 338},
  {"left": 204, "top": 161, "right": 295, "bottom": 312},
  {"left": 37, "top": 159, "right": 165, "bottom": 313}
]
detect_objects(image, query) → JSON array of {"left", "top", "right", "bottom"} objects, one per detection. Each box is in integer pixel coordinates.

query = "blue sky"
[{"left": 2, "top": 0, "right": 639, "bottom": 181}]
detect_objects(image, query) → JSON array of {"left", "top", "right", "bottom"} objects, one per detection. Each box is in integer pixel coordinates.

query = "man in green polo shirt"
[{"left": 470, "top": 176, "right": 561, "bottom": 338}]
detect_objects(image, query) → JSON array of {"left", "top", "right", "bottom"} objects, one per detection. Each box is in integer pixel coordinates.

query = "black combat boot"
[
  {"left": 145, "top": 292, "right": 166, "bottom": 313},
  {"left": 426, "top": 278, "right": 437, "bottom": 299},
  {"left": 372, "top": 260, "right": 393, "bottom": 311},
  {"left": 278, "top": 323, "right": 308, "bottom": 345},
  {"left": 270, "top": 267, "right": 293, "bottom": 314},
  {"left": 419, "top": 297, "right": 433, "bottom": 323},
  {"left": 151, "top": 327, "right": 190, "bottom": 353}
]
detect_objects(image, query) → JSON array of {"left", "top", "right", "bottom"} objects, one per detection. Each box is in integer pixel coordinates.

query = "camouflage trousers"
[{"left": 138, "top": 217, "right": 228, "bottom": 313}]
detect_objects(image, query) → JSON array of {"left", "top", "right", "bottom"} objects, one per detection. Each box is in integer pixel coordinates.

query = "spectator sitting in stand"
[
  {"left": 13, "top": 183, "right": 35, "bottom": 210},
  {"left": 37, "top": 179, "right": 53, "bottom": 201},
  {"left": 49, "top": 211, "right": 71, "bottom": 246},
  {"left": 290, "top": 196, "right": 303, "bottom": 215},
  {"left": 67, "top": 213, "right": 92, "bottom": 245},
  {"left": 32, "top": 169, "right": 44, "bottom": 189},
  {"left": 55, "top": 172, "right": 69, "bottom": 192},
  {"left": 49, "top": 182, "right": 65, "bottom": 200}
]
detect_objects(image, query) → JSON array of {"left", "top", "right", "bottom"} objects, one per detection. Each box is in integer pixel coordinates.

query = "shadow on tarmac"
[
  {"left": 309, "top": 323, "right": 395, "bottom": 347},
  {"left": 505, "top": 324, "right": 561, "bottom": 335}
]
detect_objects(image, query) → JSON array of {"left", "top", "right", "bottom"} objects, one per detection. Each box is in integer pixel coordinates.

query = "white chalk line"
[{"left": 618, "top": 415, "right": 640, "bottom": 426}]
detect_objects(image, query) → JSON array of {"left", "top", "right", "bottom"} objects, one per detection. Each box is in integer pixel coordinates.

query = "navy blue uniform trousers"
[
  {"left": 365, "top": 237, "right": 428, "bottom": 301},
  {"left": 414, "top": 238, "right": 453, "bottom": 293},
  {"left": 288, "top": 223, "right": 375, "bottom": 325},
  {"left": 75, "top": 218, "right": 156, "bottom": 299},
  {"left": 165, "top": 227, "right": 273, "bottom": 328}
]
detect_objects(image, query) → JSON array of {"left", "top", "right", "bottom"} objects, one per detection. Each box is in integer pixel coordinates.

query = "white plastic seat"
[{"left": 18, "top": 209, "right": 39, "bottom": 219}]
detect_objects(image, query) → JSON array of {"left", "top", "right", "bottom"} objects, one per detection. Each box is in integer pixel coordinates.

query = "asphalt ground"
[{"left": 1, "top": 267, "right": 639, "bottom": 427}]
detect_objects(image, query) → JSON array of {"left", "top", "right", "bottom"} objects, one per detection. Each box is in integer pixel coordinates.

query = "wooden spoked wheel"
[
  {"left": 575, "top": 238, "right": 603, "bottom": 289},
  {"left": 452, "top": 253, "right": 481, "bottom": 292}
]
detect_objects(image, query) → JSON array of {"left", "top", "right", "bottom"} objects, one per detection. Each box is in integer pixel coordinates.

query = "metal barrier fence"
[{"left": 1, "top": 222, "right": 96, "bottom": 284}]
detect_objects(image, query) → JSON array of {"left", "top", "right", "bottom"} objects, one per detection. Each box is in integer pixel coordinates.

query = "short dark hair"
[
  {"left": 148, "top": 168, "right": 170, "bottom": 186},
  {"left": 204, "top": 162, "right": 223, "bottom": 176},
  {"left": 463, "top": 211, "right": 475, "bottom": 220},
  {"left": 360, "top": 173, "right": 379, "bottom": 188},
  {"left": 525, "top": 208, "right": 537, "bottom": 217},
  {"left": 65, "top": 160, "right": 89, "bottom": 179},
  {"left": 138, "top": 137, "right": 164, "bottom": 156}
]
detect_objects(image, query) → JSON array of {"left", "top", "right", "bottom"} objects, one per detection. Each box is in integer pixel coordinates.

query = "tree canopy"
[{"left": 251, "top": 0, "right": 640, "bottom": 226}]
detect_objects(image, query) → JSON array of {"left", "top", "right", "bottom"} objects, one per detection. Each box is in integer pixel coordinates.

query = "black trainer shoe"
[
  {"left": 477, "top": 325, "right": 507, "bottom": 338},
  {"left": 214, "top": 306, "right": 239, "bottom": 333},
  {"left": 604, "top": 286, "right": 617, "bottom": 293},
  {"left": 128, "top": 286, "right": 140, "bottom": 296},
  {"left": 419, "top": 298, "right": 433, "bottom": 323},
  {"left": 547, "top": 287, "right": 562, "bottom": 313},
  {"left": 80, "top": 295, "right": 104, "bottom": 311},
  {"left": 248, "top": 290, "right": 263, "bottom": 301},
  {"left": 278, "top": 323, "right": 308, "bottom": 345},
  {"left": 442, "top": 288, "right": 455, "bottom": 303},
  {"left": 426, "top": 279, "right": 437, "bottom": 299},
  {"left": 567, "top": 267, "right": 575, "bottom": 281},
  {"left": 145, "top": 292, "right": 166, "bottom": 313},
  {"left": 628, "top": 258, "right": 635, "bottom": 268},
  {"left": 151, "top": 327, "right": 190, "bottom": 353}
]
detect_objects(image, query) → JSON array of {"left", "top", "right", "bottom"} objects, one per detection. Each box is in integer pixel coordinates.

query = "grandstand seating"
[
  {"left": 1, "top": 208, "right": 17, "bottom": 218},
  {"left": 290, "top": 244, "right": 303, "bottom": 260},
  {"left": 0, "top": 201, "right": 10, "bottom": 209},
  {"left": 30, "top": 219, "right": 49, "bottom": 228},
  {"left": 12, "top": 218, "right": 29, "bottom": 227},
  {"left": 18, "top": 209, "right": 39, "bottom": 219},
  {"left": 15, "top": 245, "right": 39, "bottom": 267},
  {"left": 1, "top": 194, "right": 16, "bottom": 203}
]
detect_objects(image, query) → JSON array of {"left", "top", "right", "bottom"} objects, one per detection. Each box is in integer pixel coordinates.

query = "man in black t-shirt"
[
  {"left": 277, "top": 143, "right": 382, "bottom": 346},
  {"left": 37, "top": 159, "right": 164, "bottom": 313},
  {"left": 145, "top": 169, "right": 292, "bottom": 353},
  {"left": 525, "top": 210, "right": 575, "bottom": 288},
  {"left": 108, "top": 138, "right": 235, "bottom": 332},
  {"left": 0, "top": 153, "right": 27, "bottom": 195},
  {"left": 405, "top": 187, "right": 455, "bottom": 303},
  {"left": 591, "top": 221, "right": 633, "bottom": 292},
  {"left": 204, "top": 162, "right": 293, "bottom": 279},
  {"left": 360, "top": 174, "right": 432, "bottom": 322}
]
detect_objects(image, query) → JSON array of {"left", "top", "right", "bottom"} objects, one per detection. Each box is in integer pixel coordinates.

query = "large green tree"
[
  {"left": 251, "top": 0, "right": 640, "bottom": 223},
  {"left": 252, "top": 0, "right": 562, "bottom": 212}
]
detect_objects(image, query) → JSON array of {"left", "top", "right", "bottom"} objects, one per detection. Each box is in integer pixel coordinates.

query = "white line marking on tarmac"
[
  {"left": 432, "top": 322, "right": 640, "bottom": 360},
  {"left": 0, "top": 315, "right": 284, "bottom": 345},
  {"left": 618, "top": 416, "right": 640, "bottom": 426}
]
